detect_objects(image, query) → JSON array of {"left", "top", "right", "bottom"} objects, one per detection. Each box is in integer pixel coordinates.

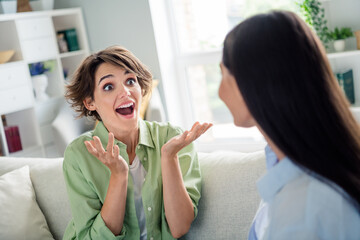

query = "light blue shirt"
[
  {"left": 248, "top": 145, "right": 278, "bottom": 240},
  {"left": 251, "top": 145, "right": 360, "bottom": 240}
]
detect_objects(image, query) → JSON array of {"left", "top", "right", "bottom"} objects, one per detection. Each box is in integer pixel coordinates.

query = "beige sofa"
[{"left": 0, "top": 151, "right": 265, "bottom": 240}]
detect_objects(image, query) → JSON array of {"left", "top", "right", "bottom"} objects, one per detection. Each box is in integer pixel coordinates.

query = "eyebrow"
[{"left": 98, "top": 69, "right": 131, "bottom": 86}]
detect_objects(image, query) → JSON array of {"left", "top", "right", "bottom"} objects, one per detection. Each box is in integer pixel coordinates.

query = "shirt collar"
[
  {"left": 138, "top": 119, "right": 155, "bottom": 148},
  {"left": 93, "top": 121, "right": 110, "bottom": 148},
  {"left": 264, "top": 144, "right": 278, "bottom": 170},
  {"left": 93, "top": 119, "right": 155, "bottom": 149},
  {"left": 257, "top": 146, "right": 303, "bottom": 202}
]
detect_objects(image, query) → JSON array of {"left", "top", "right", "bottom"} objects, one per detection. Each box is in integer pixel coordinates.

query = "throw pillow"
[{"left": 0, "top": 166, "right": 54, "bottom": 240}]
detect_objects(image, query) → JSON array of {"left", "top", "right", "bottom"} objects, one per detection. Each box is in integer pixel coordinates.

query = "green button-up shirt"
[{"left": 63, "top": 120, "right": 201, "bottom": 240}]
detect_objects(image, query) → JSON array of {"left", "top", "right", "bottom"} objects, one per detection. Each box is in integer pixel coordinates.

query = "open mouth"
[{"left": 116, "top": 102, "right": 135, "bottom": 116}]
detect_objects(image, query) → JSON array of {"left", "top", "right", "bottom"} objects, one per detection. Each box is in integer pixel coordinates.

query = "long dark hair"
[{"left": 223, "top": 10, "right": 360, "bottom": 208}]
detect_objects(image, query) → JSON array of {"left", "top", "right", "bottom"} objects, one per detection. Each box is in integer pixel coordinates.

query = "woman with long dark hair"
[{"left": 219, "top": 10, "right": 360, "bottom": 239}]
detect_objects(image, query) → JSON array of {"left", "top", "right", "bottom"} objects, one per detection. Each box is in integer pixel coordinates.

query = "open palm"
[{"left": 161, "top": 122, "right": 212, "bottom": 158}]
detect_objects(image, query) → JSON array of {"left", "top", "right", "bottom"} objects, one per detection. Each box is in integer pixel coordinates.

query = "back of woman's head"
[{"left": 223, "top": 10, "right": 360, "bottom": 208}]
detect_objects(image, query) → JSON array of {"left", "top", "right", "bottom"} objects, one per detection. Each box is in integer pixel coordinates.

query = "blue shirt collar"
[
  {"left": 257, "top": 145, "right": 303, "bottom": 202},
  {"left": 264, "top": 145, "right": 278, "bottom": 170}
]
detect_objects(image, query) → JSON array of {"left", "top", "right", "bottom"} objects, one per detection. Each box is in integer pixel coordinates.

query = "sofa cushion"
[
  {"left": 182, "top": 151, "right": 266, "bottom": 240},
  {"left": 0, "top": 165, "right": 54, "bottom": 240},
  {"left": 0, "top": 157, "right": 71, "bottom": 240},
  {"left": 0, "top": 150, "right": 266, "bottom": 240}
]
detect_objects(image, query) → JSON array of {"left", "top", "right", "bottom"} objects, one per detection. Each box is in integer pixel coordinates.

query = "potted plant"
[
  {"left": 329, "top": 27, "right": 354, "bottom": 52},
  {"left": 298, "top": 0, "right": 331, "bottom": 49}
]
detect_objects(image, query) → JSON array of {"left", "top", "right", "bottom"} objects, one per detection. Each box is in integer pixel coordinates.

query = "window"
[
  {"left": 150, "top": 0, "right": 299, "bottom": 151},
  {"left": 172, "top": 0, "right": 299, "bottom": 53}
]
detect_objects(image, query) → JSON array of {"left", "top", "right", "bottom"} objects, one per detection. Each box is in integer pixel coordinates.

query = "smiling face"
[
  {"left": 219, "top": 63, "right": 255, "bottom": 128},
  {"left": 84, "top": 62, "right": 142, "bottom": 135}
]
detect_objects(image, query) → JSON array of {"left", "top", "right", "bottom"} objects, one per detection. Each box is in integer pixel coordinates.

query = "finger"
[
  {"left": 196, "top": 124, "right": 207, "bottom": 137},
  {"left": 191, "top": 123, "right": 202, "bottom": 135},
  {"left": 204, "top": 123, "right": 213, "bottom": 133},
  {"left": 194, "top": 123, "right": 207, "bottom": 139},
  {"left": 181, "top": 130, "right": 189, "bottom": 143},
  {"left": 88, "top": 139, "right": 96, "bottom": 149},
  {"left": 93, "top": 136, "right": 105, "bottom": 154},
  {"left": 200, "top": 123, "right": 213, "bottom": 135},
  {"left": 172, "top": 130, "right": 188, "bottom": 147},
  {"left": 186, "top": 124, "right": 202, "bottom": 142},
  {"left": 190, "top": 122, "right": 200, "bottom": 132},
  {"left": 182, "top": 130, "right": 189, "bottom": 138},
  {"left": 114, "top": 144, "right": 120, "bottom": 158},
  {"left": 84, "top": 141, "right": 98, "bottom": 156},
  {"left": 190, "top": 123, "right": 211, "bottom": 141},
  {"left": 106, "top": 132, "right": 114, "bottom": 156}
]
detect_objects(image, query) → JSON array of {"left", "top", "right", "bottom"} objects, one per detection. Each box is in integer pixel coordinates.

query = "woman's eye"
[
  {"left": 126, "top": 78, "right": 136, "bottom": 86},
  {"left": 103, "top": 83, "right": 113, "bottom": 91}
]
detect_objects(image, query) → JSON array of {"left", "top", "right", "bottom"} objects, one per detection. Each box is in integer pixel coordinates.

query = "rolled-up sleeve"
[
  {"left": 166, "top": 125, "right": 202, "bottom": 218},
  {"left": 63, "top": 145, "right": 126, "bottom": 240}
]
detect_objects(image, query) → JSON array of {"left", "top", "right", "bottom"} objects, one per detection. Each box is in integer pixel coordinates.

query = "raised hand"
[
  {"left": 84, "top": 133, "right": 129, "bottom": 175},
  {"left": 161, "top": 122, "right": 212, "bottom": 158}
]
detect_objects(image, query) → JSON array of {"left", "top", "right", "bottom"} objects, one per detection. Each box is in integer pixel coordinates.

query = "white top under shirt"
[{"left": 129, "top": 156, "right": 147, "bottom": 240}]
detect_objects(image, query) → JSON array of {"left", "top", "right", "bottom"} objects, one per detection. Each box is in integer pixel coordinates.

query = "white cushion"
[
  {"left": 0, "top": 166, "right": 54, "bottom": 240},
  {"left": 0, "top": 157, "right": 71, "bottom": 240},
  {"left": 182, "top": 151, "right": 266, "bottom": 240}
]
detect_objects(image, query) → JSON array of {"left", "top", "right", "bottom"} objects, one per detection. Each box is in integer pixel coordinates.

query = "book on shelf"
[
  {"left": 57, "top": 28, "right": 80, "bottom": 52},
  {"left": 4, "top": 126, "right": 22, "bottom": 153},
  {"left": 57, "top": 32, "right": 69, "bottom": 53},
  {"left": 336, "top": 69, "right": 355, "bottom": 104}
]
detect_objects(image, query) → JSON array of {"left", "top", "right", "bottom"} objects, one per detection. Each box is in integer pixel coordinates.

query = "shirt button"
[
  {"left": 143, "top": 178, "right": 146, "bottom": 182},
  {"left": 137, "top": 146, "right": 140, "bottom": 149},
  {"left": 144, "top": 157, "right": 147, "bottom": 161},
  {"left": 148, "top": 207, "right": 152, "bottom": 211},
  {"left": 150, "top": 237, "right": 153, "bottom": 240}
]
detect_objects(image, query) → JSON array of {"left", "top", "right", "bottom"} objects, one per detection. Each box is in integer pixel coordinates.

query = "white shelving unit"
[
  {"left": 328, "top": 50, "right": 360, "bottom": 121},
  {"left": 327, "top": 50, "right": 360, "bottom": 60},
  {"left": 0, "top": 8, "right": 89, "bottom": 157},
  {"left": 323, "top": 0, "right": 360, "bottom": 122}
]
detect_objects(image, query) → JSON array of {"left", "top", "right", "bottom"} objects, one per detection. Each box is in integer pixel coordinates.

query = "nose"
[{"left": 118, "top": 84, "right": 131, "bottom": 98}]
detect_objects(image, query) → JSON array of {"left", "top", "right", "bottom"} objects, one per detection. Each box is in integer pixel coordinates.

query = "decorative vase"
[
  {"left": 32, "top": 74, "right": 50, "bottom": 101},
  {"left": 17, "top": 0, "right": 32, "bottom": 12},
  {"left": 333, "top": 39, "right": 345, "bottom": 52}
]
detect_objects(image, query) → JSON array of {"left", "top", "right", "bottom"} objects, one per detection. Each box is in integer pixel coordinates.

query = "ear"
[{"left": 83, "top": 97, "right": 96, "bottom": 111}]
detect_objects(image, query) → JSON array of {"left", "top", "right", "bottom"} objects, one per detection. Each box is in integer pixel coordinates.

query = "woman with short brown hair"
[{"left": 63, "top": 45, "right": 211, "bottom": 240}]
